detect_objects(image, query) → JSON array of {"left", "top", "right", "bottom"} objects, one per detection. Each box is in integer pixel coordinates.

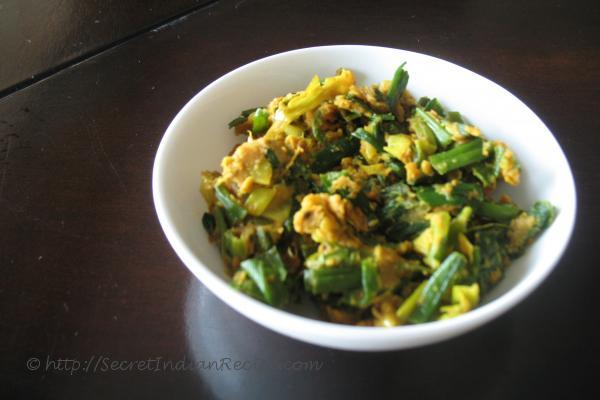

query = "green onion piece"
[
  {"left": 447, "top": 111, "right": 464, "bottom": 123},
  {"left": 352, "top": 127, "right": 384, "bottom": 152},
  {"left": 415, "top": 107, "right": 453, "bottom": 148},
  {"left": 241, "top": 259, "right": 286, "bottom": 307},
  {"left": 303, "top": 266, "right": 362, "bottom": 295},
  {"left": 223, "top": 230, "right": 248, "bottom": 259},
  {"left": 429, "top": 138, "right": 485, "bottom": 175},
  {"left": 304, "top": 247, "right": 361, "bottom": 270},
  {"left": 396, "top": 281, "right": 427, "bottom": 324},
  {"left": 347, "top": 93, "right": 375, "bottom": 114},
  {"left": 493, "top": 144, "right": 507, "bottom": 176},
  {"left": 252, "top": 108, "right": 270, "bottom": 134},
  {"left": 215, "top": 184, "right": 248, "bottom": 225},
  {"left": 311, "top": 136, "right": 359, "bottom": 173},
  {"left": 240, "top": 246, "right": 288, "bottom": 307},
  {"left": 428, "top": 211, "right": 452, "bottom": 268},
  {"left": 416, "top": 182, "right": 483, "bottom": 207},
  {"left": 529, "top": 201, "right": 557, "bottom": 231},
  {"left": 227, "top": 107, "right": 260, "bottom": 128},
  {"left": 476, "top": 201, "right": 521, "bottom": 222},
  {"left": 424, "top": 97, "right": 445, "bottom": 116},
  {"left": 255, "top": 226, "right": 272, "bottom": 253},
  {"left": 359, "top": 257, "right": 380, "bottom": 307},
  {"left": 387, "top": 63, "right": 409, "bottom": 112},
  {"left": 471, "top": 163, "right": 497, "bottom": 187},
  {"left": 232, "top": 270, "right": 265, "bottom": 302},
  {"left": 418, "top": 96, "right": 431, "bottom": 107},
  {"left": 228, "top": 116, "right": 247, "bottom": 129},
  {"left": 241, "top": 107, "right": 259, "bottom": 117},
  {"left": 261, "top": 246, "right": 288, "bottom": 281},
  {"left": 409, "top": 252, "right": 467, "bottom": 323},
  {"left": 312, "top": 109, "right": 325, "bottom": 142}
]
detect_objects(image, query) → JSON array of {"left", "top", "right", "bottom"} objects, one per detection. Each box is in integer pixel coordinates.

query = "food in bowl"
[{"left": 199, "top": 64, "right": 556, "bottom": 327}]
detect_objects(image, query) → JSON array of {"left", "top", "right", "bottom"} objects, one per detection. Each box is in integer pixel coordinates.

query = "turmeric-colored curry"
[{"left": 200, "top": 65, "right": 555, "bottom": 326}]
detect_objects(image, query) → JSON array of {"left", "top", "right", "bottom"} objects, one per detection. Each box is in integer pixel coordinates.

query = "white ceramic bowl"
[{"left": 153, "top": 45, "right": 576, "bottom": 351}]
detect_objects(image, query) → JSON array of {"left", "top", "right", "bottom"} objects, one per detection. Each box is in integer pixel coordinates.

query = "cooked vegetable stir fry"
[{"left": 200, "top": 65, "right": 556, "bottom": 326}]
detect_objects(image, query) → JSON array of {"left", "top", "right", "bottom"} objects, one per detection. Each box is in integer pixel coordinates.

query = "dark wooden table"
[{"left": 2, "top": 0, "right": 599, "bottom": 398}]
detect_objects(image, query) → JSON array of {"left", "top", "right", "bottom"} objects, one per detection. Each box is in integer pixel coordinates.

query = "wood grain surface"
[
  {"left": 1, "top": 0, "right": 599, "bottom": 398},
  {"left": 0, "top": 0, "right": 215, "bottom": 95}
]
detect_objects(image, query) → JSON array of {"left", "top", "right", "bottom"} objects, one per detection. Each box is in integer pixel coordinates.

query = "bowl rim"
[{"left": 152, "top": 45, "right": 577, "bottom": 351}]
